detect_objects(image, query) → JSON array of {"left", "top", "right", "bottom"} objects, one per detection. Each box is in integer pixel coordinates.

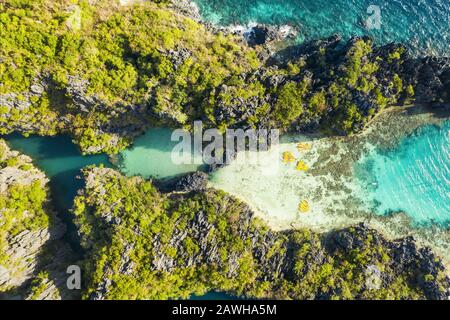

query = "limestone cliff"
[
  {"left": 73, "top": 167, "right": 450, "bottom": 300},
  {"left": 0, "top": 140, "right": 75, "bottom": 300}
]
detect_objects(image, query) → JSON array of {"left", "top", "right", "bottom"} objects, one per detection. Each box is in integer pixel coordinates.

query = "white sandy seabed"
[
  {"left": 208, "top": 107, "right": 450, "bottom": 267},
  {"left": 208, "top": 134, "right": 371, "bottom": 230}
]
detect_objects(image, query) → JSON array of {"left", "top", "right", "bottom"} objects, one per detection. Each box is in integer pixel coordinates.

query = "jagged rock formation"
[
  {"left": 245, "top": 25, "right": 298, "bottom": 47},
  {"left": 1, "top": 0, "right": 260, "bottom": 154},
  {"left": 173, "top": 171, "right": 209, "bottom": 192},
  {"left": 73, "top": 167, "right": 450, "bottom": 300},
  {"left": 0, "top": 140, "right": 75, "bottom": 300},
  {"left": 325, "top": 226, "right": 450, "bottom": 300},
  {"left": 168, "top": 0, "right": 299, "bottom": 46},
  {"left": 1, "top": 0, "right": 449, "bottom": 301},
  {"left": 265, "top": 35, "right": 449, "bottom": 133},
  {"left": 1, "top": 0, "right": 449, "bottom": 155},
  {"left": 155, "top": 171, "right": 209, "bottom": 193}
]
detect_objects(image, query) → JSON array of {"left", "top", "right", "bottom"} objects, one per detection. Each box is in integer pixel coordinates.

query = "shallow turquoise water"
[
  {"left": 355, "top": 121, "right": 450, "bottom": 227},
  {"left": 194, "top": 0, "right": 450, "bottom": 56},
  {"left": 3, "top": 120, "right": 449, "bottom": 297},
  {"left": 119, "top": 128, "right": 205, "bottom": 179},
  {"left": 3, "top": 132, "right": 233, "bottom": 299},
  {"left": 5, "top": 121, "right": 449, "bottom": 229},
  {"left": 5, "top": 129, "right": 205, "bottom": 205}
]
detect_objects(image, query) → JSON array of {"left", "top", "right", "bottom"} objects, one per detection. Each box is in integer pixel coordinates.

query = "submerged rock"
[{"left": 244, "top": 24, "right": 299, "bottom": 47}]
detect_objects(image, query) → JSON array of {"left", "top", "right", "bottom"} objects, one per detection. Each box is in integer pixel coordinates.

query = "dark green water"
[
  {"left": 3, "top": 132, "right": 234, "bottom": 300},
  {"left": 4, "top": 133, "right": 110, "bottom": 252},
  {"left": 5, "top": 133, "right": 110, "bottom": 211}
]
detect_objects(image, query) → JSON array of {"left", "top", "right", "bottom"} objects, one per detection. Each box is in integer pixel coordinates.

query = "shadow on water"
[
  {"left": 0, "top": 133, "right": 114, "bottom": 298},
  {"left": 4, "top": 129, "right": 210, "bottom": 251}
]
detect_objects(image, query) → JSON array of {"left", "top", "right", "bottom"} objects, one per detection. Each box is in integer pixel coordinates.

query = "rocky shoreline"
[
  {"left": 0, "top": 140, "right": 76, "bottom": 300},
  {"left": 1, "top": 0, "right": 449, "bottom": 300},
  {"left": 2, "top": 132, "right": 449, "bottom": 299},
  {"left": 169, "top": 0, "right": 299, "bottom": 46},
  {"left": 208, "top": 104, "right": 450, "bottom": 274},
  {"left": 72, "top": 167, "right": 450, "bottom": 300},
  {"left": 2, "top": 0, "right": 448, "bottom": 155}
]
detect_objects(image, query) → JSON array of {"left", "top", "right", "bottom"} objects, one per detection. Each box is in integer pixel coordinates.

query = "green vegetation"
[
  {"left": 73, "top": 167, "right": 448, "bottom": 300},
  {"left": 1, "top": 0, "right": 259, "bottom": 153},
  {"left": 0, "top": 140, "right": 77, "bottom": 299},
  {"left": 272, "top": 38, "right": 412, "bottom": 134},
  {"left": 2, "top": 0, "right": 429, "bottom": 154},
  {"left": 73, "top": 167, "right": 265, "bottom": 299},
  {"left": 273, "top": 79, "right": 310, "bottom": 127},
  {"left": 0, "top": 139, "right": 51, "bottom": 291},
  {"left": 27, "top": 271, "right": 50, "bottom": 300},
  {"left": 1, "top": 1, "right": 449, "bottom": 301}
]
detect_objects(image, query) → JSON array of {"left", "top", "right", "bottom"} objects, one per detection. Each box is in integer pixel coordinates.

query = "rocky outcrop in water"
[
  {"left": 172, "top": 171, "right": 209, "bottom": 193},
  {"left": 213, "top": 23, "right": 299, "bottom": 48},
  {"left": 246, "top": 25, "right": 298, "bottom": 47},
  {"left": 402, "top": 57, "right": 450, "bottom": 104},
  {"left": 2, "top": 1, "right": 449, "bottom": 155}
]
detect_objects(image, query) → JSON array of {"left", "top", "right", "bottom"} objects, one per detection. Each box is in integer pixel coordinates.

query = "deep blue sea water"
[
  {"left": 194, "top": 0, "right": 450, "bottom": 56},
  {"left": 356, "top": 121, "right": 450, "bottom": 227}
]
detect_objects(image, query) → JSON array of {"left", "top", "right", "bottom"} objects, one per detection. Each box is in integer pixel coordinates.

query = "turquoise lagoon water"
[
  {"left": 194, "top": 0, "right": 450, "bottom": 56},
  {"left": 355, "top": 121, "right": 450, "bottom": 227},
  {"left": 6, "top": 120, "right": 448, "bottom": 228},
  {"left": 4, "top": 134, "right": 110, "bottom": 251},
  {"left": 2, "top": 130, "right": 230, "bottom": 299},
  {"left": 3, "top": 121, "right": 449, "bottom": 299},
  {"left": 4, "top": 128, "right": 206, "bottom": 206},
  {"left": 119, "top": 127, "right": 205, "bottom": 179},
  {"left": 5, "top": 134, "right": 110, "bottom": 211}
]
